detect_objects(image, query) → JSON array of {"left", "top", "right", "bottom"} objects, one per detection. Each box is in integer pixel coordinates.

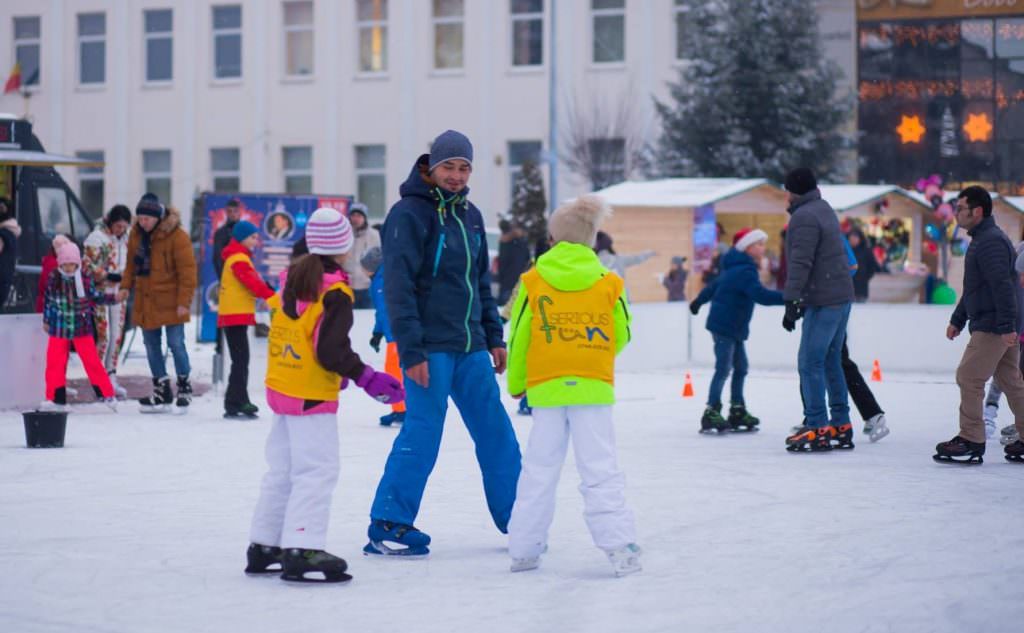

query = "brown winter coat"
[{"left": 121, "top": 207, "right": 197, "bottom": 330}]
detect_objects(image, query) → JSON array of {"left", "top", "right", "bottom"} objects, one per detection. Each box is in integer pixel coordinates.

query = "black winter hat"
[
  {"left": 136, "top": 193, "right": 165, "bottom": 219},
  {"left": 784, "top": 168, "right": 818, "bottom": 196},
  {"left": 106, "top": 204, "right": 132, "bottom": 226}
]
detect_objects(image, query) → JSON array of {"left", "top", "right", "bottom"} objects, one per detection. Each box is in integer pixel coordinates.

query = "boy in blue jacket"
[{"left": 690, "top": 228, "right": 784, "bottom": 433}]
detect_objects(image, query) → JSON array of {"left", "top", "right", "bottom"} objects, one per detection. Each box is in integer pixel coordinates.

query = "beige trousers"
[{"left": 956, "top": 332, "right": 1024, "bottom": 443}]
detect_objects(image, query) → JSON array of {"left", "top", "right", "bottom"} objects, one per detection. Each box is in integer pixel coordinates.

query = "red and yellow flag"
[{"left": 4, "top": 62, "right": 22, "bottom": 95}]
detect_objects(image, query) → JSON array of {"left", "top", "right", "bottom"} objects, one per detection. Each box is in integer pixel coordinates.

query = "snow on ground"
[{"left": 2, "top": 328, "right": 1023, "bottom": 633}]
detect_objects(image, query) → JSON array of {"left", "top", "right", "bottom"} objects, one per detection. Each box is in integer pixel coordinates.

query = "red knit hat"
[{"left": 733, "top": 227, "right": 768, "bottom": 252}]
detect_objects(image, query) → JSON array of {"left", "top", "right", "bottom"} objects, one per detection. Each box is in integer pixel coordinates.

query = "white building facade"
[{"left": 0, "top": 0, "right": 855, "bottom": 228}]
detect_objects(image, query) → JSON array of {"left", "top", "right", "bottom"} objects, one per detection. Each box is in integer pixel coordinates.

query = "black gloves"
[
  {"left": 782, "top": 300, "right": 804, "bottom": 332},
  {"left": 689, "top": 302, "right": 700, "bottom": 316},
  {"left": 370, "top": 332, "right": 383, "bottom": 353}
]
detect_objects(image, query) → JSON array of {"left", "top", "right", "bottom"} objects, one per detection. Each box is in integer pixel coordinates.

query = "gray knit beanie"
[{"left": 428, "top": 130, "right": 473, "bottom": 171}]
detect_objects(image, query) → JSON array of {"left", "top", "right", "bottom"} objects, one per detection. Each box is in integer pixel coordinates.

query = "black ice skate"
[
  {"left": 785, "top": 425, "right": 833, "bottom": 452},
  {"left": 832, "top": 423, "right": 855, "bottom": 450},
  {"left": 225, "top": 402, "right": 259, "bottom": 419},
  {"left": 139, "top": 376, "right": 173, "bottom": 413},
  {"left": 933, "top": 435, "right": 985, "bottom": 465},
  {"left": 244, "top": 543, "right": 283, "bottom": 574},
  {"left": 174, "top": 375, "right": 192, "bottom": 415},
  {"left": 727, "top": 404, "right": 760, "bottom": 433},
  {"left": 699, "top": 405, "right": 731, "bottom": 435},
  {"left": 1005, "top": 440, "right": 1024, "bottom": 463},
  {"left": 280, "top": 548, "right": 351, "bottom": 583}
]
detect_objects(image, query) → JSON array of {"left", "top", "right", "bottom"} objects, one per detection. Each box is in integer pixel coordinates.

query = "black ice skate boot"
[
  {"left": 933, "top": 435, "right": 985, "bottom": 465},
  {"left": 727, "top": 404, "right": 760, "bottom": 433},
  {"left": 281, "top": 548, "right": 351, "bottom": 583},
  {"left": 225, "top": 402, "right": 259, "bottom": 419},
  {"left": 832, "top": 423, "right": 856, "bottom": 450},
  {"left": 174, "top": 375, "right": 193, "bottom": 415},
  {"left": 139, "top": 376, "right": 173, "bottom": 413},
  {"left": 785, "top": 425, "right": 833, "bottom": 452},
  {"left": 1004, "top": 439, "right": 1024, "bottom": 463},
  {"left": 699, "top": 404, "right": 731, "bottom": 434},
  {"left": 244, "top": 543, "right": 283, "bottom": 574}
]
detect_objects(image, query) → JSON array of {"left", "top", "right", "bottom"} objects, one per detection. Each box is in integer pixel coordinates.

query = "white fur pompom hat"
[{"left": 548, "top": 194, "right": 612, "bottom": 247}]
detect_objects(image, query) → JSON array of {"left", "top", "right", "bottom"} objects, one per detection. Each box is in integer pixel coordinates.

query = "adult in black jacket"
[
  {"left": 848, "top": 228, "right": 878, "bottom": 302},
  {"left": 213, "top": 198, "right": 242, "bottom": 278},
  {"left": 0, "top": 198, "right": 20, "bottom": 310},
  {"left": 496, "top": 219, "right": 531, "bottom": 306},
  {"left": 938, "top": 186, "right": 1024, "bottom": 464}
]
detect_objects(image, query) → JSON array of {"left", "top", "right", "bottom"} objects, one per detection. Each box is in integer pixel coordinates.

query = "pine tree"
[
  {"left": 508, "top": 160, "right": 548, "bottom": 250},
  {"left": 653, "top": 0, "right": 852, "bottom": 181}
]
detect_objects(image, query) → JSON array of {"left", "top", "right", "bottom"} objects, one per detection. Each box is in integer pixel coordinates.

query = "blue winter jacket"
[
  {"left": 692, "top": 248, "right": 785, "bottom": 341},
  {"left": 382, "top": 155, "right": 504, "bottom": 368},
  {"left": 369, "top": 264, "right": 392, "bottom": 342}
]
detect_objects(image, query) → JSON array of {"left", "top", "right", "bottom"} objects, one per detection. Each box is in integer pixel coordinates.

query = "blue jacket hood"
[{"left": 399, "top": 154, "right": 471, "bottom": 205}]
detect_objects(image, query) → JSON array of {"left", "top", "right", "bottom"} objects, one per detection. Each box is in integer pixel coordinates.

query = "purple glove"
[
  {"left": 355, "top": 366, "right": 405, "bottom": 404},
  {"left": 339, "top": 376, "right": 349, "bottom": 391}
]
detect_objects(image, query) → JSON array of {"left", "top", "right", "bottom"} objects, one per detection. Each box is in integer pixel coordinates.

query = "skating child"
[
  {"left": 246, "top": 208, "right": 404, "bottom": 583},
  {"left": 689, "top": 228, "right": 783, "bottom": 433},
  {"left": 41, "top": 242, "right": 118, "bottom": 410},
  {"left": 506, "top": 195, "right": 641, "bottom": 577},
  {"left": 363, "top": 246, "right": 406, "bottom": 427},
  {"left": 218, "top": 220, "right": 275, "bottom": 418}
]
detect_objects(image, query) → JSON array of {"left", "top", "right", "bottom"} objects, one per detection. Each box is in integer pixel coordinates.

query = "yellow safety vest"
[
  {"left": 218, "top": 252, "right": 258, "bottom": 318},
  {"left": 264, "top": 281, "right": 355, "bottom": 401},
  {"left": 521, "top": 269, "right": 622, "bottom": 389}
]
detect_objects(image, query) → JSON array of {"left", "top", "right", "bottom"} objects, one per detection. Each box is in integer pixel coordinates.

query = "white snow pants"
[
  {"left": 249, "top": 413, "right": 340, "bottom": 550},
  {"left": 508, "top": 405, "right": 636, "bottom": 559}
]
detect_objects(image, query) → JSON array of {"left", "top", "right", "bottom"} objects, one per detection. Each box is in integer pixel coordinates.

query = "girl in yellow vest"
[
  {"left": 506, "top": 195, "right": 642, "bottom": 577},
  {"left": 246, "top": 208, "right": 404, "bottom": 584},
  {"left": 218, "top": 220, "right": 275, "bottom": 418}
]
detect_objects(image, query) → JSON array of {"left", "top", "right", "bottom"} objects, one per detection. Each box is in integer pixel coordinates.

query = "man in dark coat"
[
  {"left": 496, "top": 219, "right": 532, "bottom": 306},
  {"left": 781, "top": 167, "right": 856, "bottom": 452},
  {"left": 213, "top": 198, "right": 242, "bottom": 278},
  {"left": 0, "top": 198, "right": 20, "bottom": 311},
  {"left": 937, "top": 185, "right": 1024, "bottom": 464}
]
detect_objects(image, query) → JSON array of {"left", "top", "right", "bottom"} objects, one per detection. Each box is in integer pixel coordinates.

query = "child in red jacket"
[{"left": 218, "top": 221, "right": 275, "bottom": 418}]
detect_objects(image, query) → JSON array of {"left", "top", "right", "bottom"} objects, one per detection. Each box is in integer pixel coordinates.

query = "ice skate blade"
[
  {"left": 172, "top": 406, "right": 189, "bottom": 416},
  {"left": 932, "top": 454, "right": 983, "bottom": 465},
  {"left": 833, "top": 443, "right": 856, "bottom": 450},
  {"left": 729, "top": 426, "right": 759, "bottom": 433},
  {"left": 868, "top": 426, "right": 890, "bottom": 443},
  {"left": 1005, "top": 454, "right": 1023, "bottom": 463},
  {"left": 510, "top": 558, "right": 540, "bottom": 573},
  {"left": 786, "top": 444, "right": 832, "bottom": 453},
  {"left": 698, "top": 428, "right": 731, "bottom": 435},
  {"left": 280, "top": 571, "right": 352, "bottom": 584},
  {"left": 244, "top": 565, "right": 282, "bottom": 575},
  {"left": 225, "top": 412, "right": 258, "bottom": 420},
  {"left": 363, "top": 541, "right": 429, "bottom": 558},
  {"left": 1000, "top": 434, "right": 1019, "bottom": 446},
  {"left": 139, "top": 404, "right": 171, "bottom": 414}
]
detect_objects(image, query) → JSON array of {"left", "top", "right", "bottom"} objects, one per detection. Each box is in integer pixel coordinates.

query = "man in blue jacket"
[
  {"left": 364, "top": 130, "right": 522, "bottom": 556},
  {"left": 690, "top": 228, "right": 784, "bottom": 433},
  {"left": 937, "top": 185, "right": 1024, "bottom": 465}
]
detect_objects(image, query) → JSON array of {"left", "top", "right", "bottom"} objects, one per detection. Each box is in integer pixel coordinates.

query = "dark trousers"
[
  {"left": 353, "top": 288, "right": 371, "bottom": 309},
  {"left": 224, "top": 325, "right": 250, "bottom": 409}
]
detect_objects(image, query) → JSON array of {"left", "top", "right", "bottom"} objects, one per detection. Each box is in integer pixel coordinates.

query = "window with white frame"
[
  {"left": 78, "top": 13, "right": 106, "bottom": 85},
  {"left": 76, "top": 151, "right": 104, "bottom": 219},
  {"left": 283, "top": 146, "right": 312, "bottom": 194},
  {"left": 674, "top": 0, "right": 688, "bottom": 60},
  {"left": 508, "top": 140, "right": 542, "bottom": 193},
  {"left": 213, "top": 5, "right": 242, "bottom": 79},
  {"left": 144, "top": 9, "right": 173, "bottom": 82},
  {"left": 356, "top": 0, "right": 388, "bottom": 73},
  {"left": 283, "top": 1, "right": 314, "bottom": 76},
  {"left": 13, "top": 17, "right": 41, "bottom": 88},
  {"left": 143, "top": 150, "right": 172, "bottom": 206},
  {"left": 211, "top": 148, "right": 240, "bottom": 192},
  {"left": 591, "top": 0, "right": 625, "bottom": 64},
  {"left": 355, "top": 145, "right": 386, "bottom": 219},
  {"left": 432, "top": 0, "right": 464, "bottom": 70},
  {"left": 511, "top": 0, "right": 543, "bottom": 67}
]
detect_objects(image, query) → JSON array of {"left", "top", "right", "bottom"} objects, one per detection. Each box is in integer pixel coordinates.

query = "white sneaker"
[
  {"left": 102, "top": 397, "right": 119, "bottom": 412},
  {"left": 38, "top": 400, "right": 69, "bottom": 412},
  {"left": 983, "top": 404, "right": 998, "bottom": 439},
  {"left": 510, "top": 557, "right": 540, "bottom": 573},
  {"left": 865, "top": 413, "right": 890, "bottom": 443},
  {"left": 606, "top": 543, "right": 642, "bottom": 577},
  {"left": 110, "top": 378, "right": 128, "bottom": 400}
]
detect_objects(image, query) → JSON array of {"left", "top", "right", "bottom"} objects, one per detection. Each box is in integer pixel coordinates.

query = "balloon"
[
  {"left": 932, "top": 284, "right": 957, "bottom": 305},
  {"left": 951, "top": 239, "right": 967, "bottom": 256},
  {"left": 873, "top": 245, "right": 886, "bottom": 266},
  {"left": 924, "top": 240, "right": 938, "bottom": 254},
  {"left": 925, "top": 224, "right": 941, "bottom": 241},
  {"left": 937, "top": 202, "right": 954, "bottom": 222}
]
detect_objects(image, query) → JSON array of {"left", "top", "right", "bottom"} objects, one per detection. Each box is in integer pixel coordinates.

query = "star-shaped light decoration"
[
  {"left": 962, "top": 112, "right": 993, "bottom": 143},
  {"left": 896, "top": 115, "right": 925, "bottom": 144}
]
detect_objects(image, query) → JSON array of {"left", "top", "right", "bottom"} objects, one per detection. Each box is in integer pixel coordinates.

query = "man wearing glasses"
[{"left": 937, "top": 185, "right": 1024, "bottom": 465}]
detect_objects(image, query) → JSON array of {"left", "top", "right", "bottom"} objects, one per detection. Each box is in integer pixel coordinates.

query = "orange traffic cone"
[
  {"left": 682, "top": 372, "right": 695, "bottom": 398},
  {"left": 870, "top": 360, "right": 882, "bottom": 382}
]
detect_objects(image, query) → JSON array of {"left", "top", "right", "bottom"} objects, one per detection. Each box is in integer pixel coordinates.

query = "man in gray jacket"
[{"left": 780, "top": 168, "right": 856, "bottom": 453}]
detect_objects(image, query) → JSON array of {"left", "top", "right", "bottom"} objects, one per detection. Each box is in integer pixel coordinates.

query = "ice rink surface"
[{"left": 2, "top": 336, "right": 1023, "bottom": 633}]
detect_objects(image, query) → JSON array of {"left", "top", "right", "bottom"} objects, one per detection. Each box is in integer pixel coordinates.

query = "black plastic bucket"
[{"left": 22, "top": 411, "right": 68, "bottom": 448}]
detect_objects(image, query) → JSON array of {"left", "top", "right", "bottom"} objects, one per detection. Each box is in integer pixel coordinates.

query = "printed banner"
[
  {"left": 198, "top": 193, "right": 352, "bottom": 342},
  {"left": 692, "top": 204, "right": 717, "bottom": 276}
]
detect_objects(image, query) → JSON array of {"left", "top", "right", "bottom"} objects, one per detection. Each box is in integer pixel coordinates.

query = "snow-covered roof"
[
  {"left": 592, "top": 178, "right": 771, "bottom": 208},
  {"left": 816, "top": 184, "right": 909, "bottom": 212},
  {"left": 904, "top": 189, "right": 1006, "bottom": 208}
]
